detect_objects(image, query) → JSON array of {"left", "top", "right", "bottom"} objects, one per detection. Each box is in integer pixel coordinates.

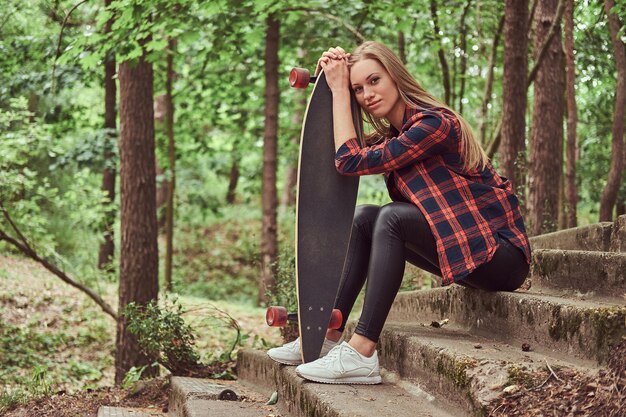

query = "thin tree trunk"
[
  {"left": 115, "top": 46, "right": 159, "bottom": 384},
  {"left": 398, "top": 31, "right": 407, "bottom": 64},
  {"left": 226, "top": 156, "right": 239, "bottom": 205},
  {"left": 98, "top": 0, "right": 116, "bottom": 271},
  {"left": 563, "top": 0, "right": 578, "bottom": 228},
  {"left": 430, "top": 0, "right": 451, "bottom": 104},
  {"left": 500, "top": 0, "right": 528, "bottom": 194},
  {"left": 527, "top": 0, "right": 565, "bottom": 236},
  {"left": 478, "top": 14, "right": 504, "bottom": 146},
  {"left": 260, "top": 14, "right": 279, "bottom": 305},
  {"left": 457, "top": 0, "right": 472, "bottom": 114},
  {"left": 599, "top": 0, "right": 626, "bottom": 221},
  {"left": 164, "top": 37, "right": 176, "bottom": 293}
]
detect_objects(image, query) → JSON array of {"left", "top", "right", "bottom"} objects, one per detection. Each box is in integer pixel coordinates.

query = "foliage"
[{"left": 124, "top": 297, "right": 202, "bottom": 375}]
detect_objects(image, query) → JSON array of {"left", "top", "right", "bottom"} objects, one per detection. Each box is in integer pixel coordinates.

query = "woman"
[{"left": 268, "top": 41, "right": 531, "bottom": 385}]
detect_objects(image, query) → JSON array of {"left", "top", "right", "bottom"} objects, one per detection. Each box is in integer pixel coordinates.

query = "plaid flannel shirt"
[{"left": 335, "top": 106, "right": 531, "bottom": 285}]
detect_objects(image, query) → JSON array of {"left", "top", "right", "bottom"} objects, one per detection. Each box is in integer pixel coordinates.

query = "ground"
[
  {"left": 487, "top": 340, "right": 625, "bottom": 416},
  {"left": 0, "top": 252, "right": 281, "bottom": 416}
]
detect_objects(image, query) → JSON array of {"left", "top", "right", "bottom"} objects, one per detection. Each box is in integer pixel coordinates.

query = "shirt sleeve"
[{"left": 334, "top": 112, "right": 457, "bottom": 176}]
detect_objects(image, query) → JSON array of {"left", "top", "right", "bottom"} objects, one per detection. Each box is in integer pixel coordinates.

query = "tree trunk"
[
  {"left": 398, "top": 31, "right": 407, "bottom": 64},
  {"left": 226, "top": 158, "right": 239, "bottom": 205},
  {"left": 478, "top": 14, "right": 504, "bottom": 146},
  {"left": 98, "top": 0, "right": 116, "bottom": 271},
  {"left": 500, "top": 0, "right": 529, "bottom": 195},
  {"left": 563, "top": 0, "right": 578, "bottom": 228},
  {"left": 457, "top": 0, "right": 472, "bottom": 114},
  {"left": 430, "top": 0, "right": 451, "bottom": 104},
  {"left": 115, "top": 49, "right": 159, "bottom": 384},
  {"left": 164, "top": 37, "right": 176, "bottom": 293},
  {"left": 527, "top": 0, "right": 565, "bottom": 236},
  {"left": 260, "top": 14, "right": 279, "bottom": 305},
  {"left": 599, "top": 0, "right": 626, "bottom": 222}
]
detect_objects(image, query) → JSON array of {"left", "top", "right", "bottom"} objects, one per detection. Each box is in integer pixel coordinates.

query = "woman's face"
[{"left": 350, "top": 58, "right": 403, "bottom": 121}]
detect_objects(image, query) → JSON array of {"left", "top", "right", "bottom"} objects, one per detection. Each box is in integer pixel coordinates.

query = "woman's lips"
[{"left": 368, "top": 100, "right": 382, "bottom": 110}]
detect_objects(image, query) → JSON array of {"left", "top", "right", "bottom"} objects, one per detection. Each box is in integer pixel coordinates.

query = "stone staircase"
[
  {"left": 105, "top": 217, "right": 626, "bottom": 416},
  {"left": 234, "top": 217, "right": 626, "bottom": 416}
]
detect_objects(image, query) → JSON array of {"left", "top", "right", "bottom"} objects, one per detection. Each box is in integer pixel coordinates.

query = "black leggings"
[{"left": 334, "top": 202, "right": 529, "bottom": 343}]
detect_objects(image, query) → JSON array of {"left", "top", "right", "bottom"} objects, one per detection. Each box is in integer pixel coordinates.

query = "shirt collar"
[{"left": 390, "top": 106, "right": 420, "bottom": 136}]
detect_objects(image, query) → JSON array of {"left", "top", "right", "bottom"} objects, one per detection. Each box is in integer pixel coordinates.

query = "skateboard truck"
[
  {"left": 289, "top": 67, "right": 317, "bottom": 89},
  {"left": 266, "top": 306, "right": 343, "bottom": 330}
]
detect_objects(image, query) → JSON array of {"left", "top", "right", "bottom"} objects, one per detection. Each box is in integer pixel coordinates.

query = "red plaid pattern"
[{"left": 335, "top": 107, "right": 531, "bottom": 285}]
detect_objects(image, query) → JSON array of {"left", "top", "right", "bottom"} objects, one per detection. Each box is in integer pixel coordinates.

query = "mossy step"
[
  {"left": 236, "top": 348, "right": 468, "bottom": 417},
  {"left": 531, "top": 249, "right": 626, "bottom": 296},
  {"left": 529, "top": 221, "right": 613, "bottom": 251},
  {"left": 388, "top": 287, "right": 626, "bottom": 363},
  {"left": 345, "top": 322, "right": 595, "bottom": 417}
]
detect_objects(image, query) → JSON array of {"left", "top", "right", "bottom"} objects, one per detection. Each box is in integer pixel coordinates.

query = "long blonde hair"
[{"left": 348, "top": 41, "right": 488, "bottom": 172}]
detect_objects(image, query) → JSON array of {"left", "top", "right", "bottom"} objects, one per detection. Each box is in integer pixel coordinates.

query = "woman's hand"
[{"left": 315, "top": 47, "right": 351, "bottom": 94}]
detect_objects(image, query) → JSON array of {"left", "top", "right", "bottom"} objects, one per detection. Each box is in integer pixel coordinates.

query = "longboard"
[
  {"left": 266, "top": 67, "right": 363, "bottom": 364},
  {"left": 295, "top": 68, "right": 363, "bottom": 363}
]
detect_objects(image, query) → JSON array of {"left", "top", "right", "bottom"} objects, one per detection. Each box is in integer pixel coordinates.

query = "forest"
[{"left": 1, "top": 0, "right": 625, "bottom": 413}]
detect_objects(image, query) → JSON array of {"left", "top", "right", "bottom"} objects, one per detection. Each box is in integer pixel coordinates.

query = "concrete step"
[
  {"left": 388, "top": 287, "right": 626, "bottom": 364},
  {"left": 237, "top": 348, "right": 468, "bottom": 417},
  {"left": 344, "top": 321, "right": 596, "bottom": 416},
  {"left": 530, "top": 249, "right": 626, "bottom": 297},
  {"left": 529, "top": 221, "right": 613, "bottom": 251},
  {"left": 97, "top": 407, "right": 164, "bottom": 417},
  {"left": 168, "top": 376, "right": 287, "bottom": 417}
]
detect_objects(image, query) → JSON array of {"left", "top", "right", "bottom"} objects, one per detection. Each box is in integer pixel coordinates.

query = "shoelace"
[
  {"left": 316, "top": 344, "right": 350, "bottom": 374},
  {"left": 284, "top": 338, "right": 300, "bottom": 351}
]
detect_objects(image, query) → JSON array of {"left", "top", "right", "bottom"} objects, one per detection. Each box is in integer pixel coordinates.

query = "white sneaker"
[
  {"left": 267, "top": 337, "right": 340, "bottom": 365},
  {"left": 295, "top": 341, "right": 382, "bottom": 384}
]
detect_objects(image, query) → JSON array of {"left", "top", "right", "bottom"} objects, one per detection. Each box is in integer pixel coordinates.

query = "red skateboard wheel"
[
  {"left": 289, "top": 67, "right": 310, "bottom": 89},
  {"left": 328, "top": 309, "right": 343, "bottom": 330},
  {"left": 266, "top": 306, "right": 288, "bottom": 327}
]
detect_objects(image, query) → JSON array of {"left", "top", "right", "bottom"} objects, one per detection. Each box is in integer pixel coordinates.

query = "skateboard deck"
[{"left": 294, "top": 69, "right": 363, "bottom": 363}]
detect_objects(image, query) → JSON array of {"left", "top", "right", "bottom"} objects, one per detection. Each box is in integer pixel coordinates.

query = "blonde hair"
[{"left": 348, "top": 41, "right": 488, "bottom": 172}]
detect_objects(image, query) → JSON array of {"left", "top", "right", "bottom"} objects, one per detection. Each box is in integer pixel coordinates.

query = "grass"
[{"left": 0, "top": 248, "right": 282, "bottom": 412}]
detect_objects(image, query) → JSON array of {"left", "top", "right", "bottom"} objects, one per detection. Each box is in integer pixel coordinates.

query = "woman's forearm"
[{"left": 332, "top": 89, "right": 357, "bottom": 151}]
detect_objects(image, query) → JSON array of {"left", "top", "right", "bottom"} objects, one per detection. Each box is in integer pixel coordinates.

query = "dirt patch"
[
  {"left": 4, "top": 377, "right": 170, "bottom": 417},
  {"left": 488, "top": 340, "right": 626, "bottom": 416}
]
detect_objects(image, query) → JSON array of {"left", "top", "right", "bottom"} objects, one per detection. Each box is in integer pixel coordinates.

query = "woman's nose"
[{"left": 364, "top": 87, "right": 375, "bottom": 99}]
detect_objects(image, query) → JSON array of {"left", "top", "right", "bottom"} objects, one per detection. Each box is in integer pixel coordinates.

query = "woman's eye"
[
  {"left": 354, "top": 86, "right": 362, "bottom": 93},
  {"left": 371, "top": 77, "right": 379, "bottom": 85}
]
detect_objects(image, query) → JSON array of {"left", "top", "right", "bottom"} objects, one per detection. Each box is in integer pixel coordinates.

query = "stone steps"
[
  {"left": 237, "top": 348, "right": 468, "bottom": 417},
  {"left": 529, "top": 221, "right": 614, "bottom": 252},
  {"left": 167, "top": 376, "right": 284, "bottom": 417},
  {"left": 530, "top": 248, "right": 626, "bottom": 296},
  {"left": 346, "top": 321, "right": 596, "bottom": 416},
  {"left": 388, "top": 287, "right": 626, "bottom": 364}
]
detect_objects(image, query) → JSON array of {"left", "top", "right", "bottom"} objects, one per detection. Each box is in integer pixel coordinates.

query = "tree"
[
  {"left": 563, "top": 0, "right": 578, "bottom": 228},
  {"left": 115, "top": 45, "right": 160, "bottom": 384},
  {"left": 98, "top": 0, "right": 117, "bottom": 271},
  {"left": 500, "top": 0, "right": 528, "bottom": 194},
  {"left": 599, "top": 0, "right": 626, "bottom": 222},
  {"left": 527, "top": 0, "right": 565, "bottom": 235},
  {"left": 260, "top": 12, "right": 280, "bottom": 304},
  {"left": 164, "top": 37, "right": 177, "bottom": 292}
]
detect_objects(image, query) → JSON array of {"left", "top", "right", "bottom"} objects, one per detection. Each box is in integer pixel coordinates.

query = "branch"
[
  {"left": 0, "top": 208, "right": 117, "bottom": 319},
  {"left": 51, "top": 0, "right": 90, "bottom": 93},
  {"left": 282, "top": 7, "right": 365, "bottom": 43}
]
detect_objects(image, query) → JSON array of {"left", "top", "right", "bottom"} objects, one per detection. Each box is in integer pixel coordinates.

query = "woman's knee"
[
  {"left": 353, "top": 205, "right": 380, "bottom": 230},
  {"left": 375, "top": 202, "right": 424, "bottom": 236}
]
